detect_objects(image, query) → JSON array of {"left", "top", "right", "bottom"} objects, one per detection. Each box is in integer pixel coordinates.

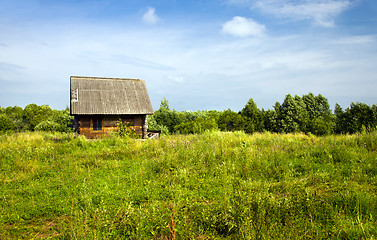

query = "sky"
[{"left": 0, "top": 0, "right": 376, "bottom": 111}]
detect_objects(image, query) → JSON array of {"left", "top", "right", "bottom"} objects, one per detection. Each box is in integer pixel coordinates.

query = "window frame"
[{"left": 93, "top": 118, "right": 102, "bottom": 131}]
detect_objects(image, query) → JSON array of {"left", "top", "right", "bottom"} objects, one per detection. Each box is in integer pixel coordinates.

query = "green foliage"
[
  {"left": 348, "top": 102, "right": 375, "bottom": 133},
  {"left": 174, "top": 117, "right": 218, "bottom": 134},
  {"left": 1, "top": 131, "right": 376, "bottom": 239},
  {"left": 49, "top": 107, "right": 74, "bottom": 132},
  {"left": 218, "top": 109, "right": 245, "bottom": 132},
  {"left": 152, "top": 98, "right": 221, "bottom": 135},
  {"left": 334, "top": 103, "right": 346, "bottom": 134},
  {"left": 0, "top": 114, "right": 15, "bottom": 132},
  {"left": 334, "top": 102, "right": 377, "bottom": 134},
  {"left": 0, "top": 104, "right": 73, "bottom": 133},
  {"left": 23, "top": 104, "right": 53, "bottom": 130},
  {"left": 1, "top": 93, "right": 375, "bottom": 137},
  {"left": 115, "top": 120, "right": 139, "bottom": 138},
  {"left": 153, "top": 98, "right": 182, "bottom": 133},
  {"left": 302, "top": 93, "right": 333, "bottom": 135},
  {"left": 279, "top": 94, "right": 304, "bottom": 133},
  {"left": 239, "top": 98, "right": 264, "bottom": 133},
  {"left": 147, "top": 114, "right": 170, "bottom": 135},
  {"left": 264, "top": 93, "right": 335, "bottom": 135},
  {"left": 35, "top": 120, "right": 61, "bottom": 132},
  {"left": 149, "top": 95, "right": 375, "bottom": 136},
  {"left": 2, "top": 106, "right": 25, "bottom": 131}
]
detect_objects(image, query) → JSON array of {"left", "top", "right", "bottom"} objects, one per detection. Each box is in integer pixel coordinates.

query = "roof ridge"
[{"left": 70, "top": 76, "right": 144, "bottom": 82}]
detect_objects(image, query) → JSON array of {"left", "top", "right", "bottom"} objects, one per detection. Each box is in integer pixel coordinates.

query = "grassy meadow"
[{"left": 0, "top": 131, "right": 377, "bottom": 239}]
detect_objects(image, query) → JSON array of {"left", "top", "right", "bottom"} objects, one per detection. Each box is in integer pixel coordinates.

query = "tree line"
[
  {"left": 1, "top": 93, "right": 376, "bottom": 135},
  {"left": 0, "top": 104, "right": 73, "bottom": 133},
  {"left": 148, "top": 93, "right": 377, "bottom": 135}
]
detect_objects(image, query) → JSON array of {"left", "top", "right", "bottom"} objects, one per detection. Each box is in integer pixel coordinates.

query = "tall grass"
[{"left": 0, "top": 131, "right": 376, "bottom": 239}]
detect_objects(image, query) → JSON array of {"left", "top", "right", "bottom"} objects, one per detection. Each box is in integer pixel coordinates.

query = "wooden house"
[{"left": 70, "top": 76, "right": 154, "bottom": 139}]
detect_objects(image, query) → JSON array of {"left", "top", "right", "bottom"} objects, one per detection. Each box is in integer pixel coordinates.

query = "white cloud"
[
  {"left": 253, "top": 0, "right": 353, "bottom": 27},
  {"left": 222, "top": 16, "right": 266, "bottom": 37},
  {"left": 142, "top": 7, "right": 159, "bottom": 24}
]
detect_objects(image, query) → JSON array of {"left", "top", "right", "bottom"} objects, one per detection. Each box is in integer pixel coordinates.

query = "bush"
[
  {"left": 218, "top": 109, "right": 245, "bottom": 132},
  {"left": 174, "top": 117, "right": 218, "bottom": 134},
  {"left": 147, "top": 115, "right": 170, "bottom": 135},
  {"left": 35, "top": 120, "right": 61, "bottom": 132},
  {"left": 115, "top": 120, "right": 139, "bottom": 138},
  {"left": 0, "top": 114, "right": 15, "bottom": 132}
]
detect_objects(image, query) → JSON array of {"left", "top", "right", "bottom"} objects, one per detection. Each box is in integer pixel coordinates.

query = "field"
[{"left": 1, "top": 131, "right": 376, "bottom": 239}]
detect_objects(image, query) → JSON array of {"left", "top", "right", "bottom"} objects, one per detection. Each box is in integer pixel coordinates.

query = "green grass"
[{"left": 0, "top": 131, "right": 376, "bottom": 239}]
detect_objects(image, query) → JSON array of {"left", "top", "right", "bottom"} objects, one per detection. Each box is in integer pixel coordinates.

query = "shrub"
[
  {"left": 0, "top": 114, "right": 15, "bottom": 132},
  {"left": 174, "top": 117, "right": 218, "bottom": 134},
  {"left": 147, "top": 114, "right": 170, "bottom": 135},
  {"left": 35, "top": 120, "right": 61, "bottom": 132},
  {"left": 115, "top": 120, "right": 139, "bottom": 138}
]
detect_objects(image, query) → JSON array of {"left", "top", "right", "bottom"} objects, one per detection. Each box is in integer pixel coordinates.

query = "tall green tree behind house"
[{"left": 152, "top": 98, "right": 182, "bottom": 133}]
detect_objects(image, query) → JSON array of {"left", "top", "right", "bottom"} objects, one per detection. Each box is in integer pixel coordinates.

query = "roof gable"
[{"left": 70, "top": 76, "right": 154, "bottom": 115}]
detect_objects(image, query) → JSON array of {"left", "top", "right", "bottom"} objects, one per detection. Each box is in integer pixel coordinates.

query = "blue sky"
[{"left": 1, "top": 0, "right": 376, "bottom": 111}]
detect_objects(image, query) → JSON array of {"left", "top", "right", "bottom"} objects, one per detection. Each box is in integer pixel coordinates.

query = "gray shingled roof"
[{"left": 70, "top": 76, "right": 154, "bottom": 115}]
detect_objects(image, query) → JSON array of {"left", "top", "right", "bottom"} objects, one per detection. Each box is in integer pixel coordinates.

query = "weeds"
[{"left": 0, "top": 131, "right": 376, "bottom": 239}]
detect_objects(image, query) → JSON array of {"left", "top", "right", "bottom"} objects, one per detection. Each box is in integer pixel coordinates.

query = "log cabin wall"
[{"left": 77, "top": 115, "right": 145, "bottom": 139}]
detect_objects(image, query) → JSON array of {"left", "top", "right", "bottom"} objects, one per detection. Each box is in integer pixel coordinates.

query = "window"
[
  {"left": 93, "top": 118, "right": 102, "bottom": 131},
  {"left": 71, "top": 89, "right": 78, "bottom": 102}
]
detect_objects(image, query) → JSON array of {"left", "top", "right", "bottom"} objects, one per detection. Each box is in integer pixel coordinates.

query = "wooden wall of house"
[{"left": 77, "top": 115, "right": 146, "bottom": 139}]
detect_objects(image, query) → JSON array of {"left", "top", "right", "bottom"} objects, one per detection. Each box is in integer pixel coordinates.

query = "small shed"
[{"left": 70, "top": 76, "right": 154, "bottom": 138}]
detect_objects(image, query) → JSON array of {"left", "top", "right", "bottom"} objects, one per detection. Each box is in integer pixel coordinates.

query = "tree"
[
  {"left": 372, "top": 104, "right": 377, "bottom": 130},
  {"left": 262, "top": 109, "right": 277, "bottom": 132},
  {"left": 23, "top": 104, "right": 53, "bottom": 130},
  {"left": 0, "top": 114, "right": 15, "bottom": 132},
  {"left": 294, "top": 95, "right": 308, "bottom": 132},
  {"left": 334, "top": 103, "right": 345, "bottom": 134},
  {"left": 271, "top": 102, "right": 284, "bottom": 133},
  {"left": 302, "top": 93, "right": 333, "bottom": 135},
  {"left": 348, "top": 102, "right": 374, "bottom": 133},
  {"left": 279, "top": 94, "right": 302, "bottom": 133},
  {"left": 49, "top": 107, "right": 74, "bottom": 132},
  {"left": 217, "top": 109, "right": 245, "bottom": 132},
  {"left": 35, "top": 120, "right": 61, "bottom": 132},
  {"left": 3, "top": 106, "right": 25, "bottom": 131},
  {"left": 152, "top": 98, "right": 183, "bottom": 134},
  {"left": 146, "top": 114, "right": 170, "bottom": 135},
  {"left": 239, "top": 98, "right": 263, "bottom": 133},
  {"left": 174, "top": 117, "right": 218, "bottom": 134}
]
